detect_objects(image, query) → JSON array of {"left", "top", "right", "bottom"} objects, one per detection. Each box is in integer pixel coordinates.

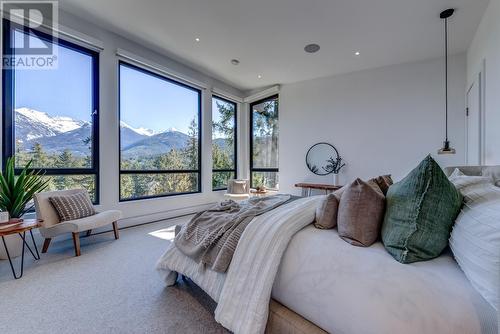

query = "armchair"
[{"left": 34, "top": 189, "right": 122, "bottom": 256}]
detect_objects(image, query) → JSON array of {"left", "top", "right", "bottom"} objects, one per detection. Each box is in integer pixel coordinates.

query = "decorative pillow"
[
  {"left": 332, "top": 186, "right": 346, "bottom": 201},
  {"left": 314, "top": 193, "right": 339, "bottom": 229},
  {"left": 449, "top": 180, "right": 500, "bottom": 310},
  {"left": 229, "top": 180, "right": 249, "bottom": 194},
  {"left": 481, "top": 166, "right": 500, "bottom": 187},
  {"left": 49, "top": 191, "right": 96, "bottom": 222},
  {"left": 448, "top": 168, "right": 493, "bottom": 190},
  {"left": 370, "top": 174, "right": 393, "bottom": 195},
  {"left": 381, "top": 155, "right": 463, "bottom": 263},
  {"left": 337, "top": 178, "right": 386, "bottom": 247}
]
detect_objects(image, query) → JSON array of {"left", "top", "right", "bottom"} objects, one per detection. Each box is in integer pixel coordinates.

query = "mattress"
[{"left": 272, "top": 225, "right": 498, "bottom": 334}]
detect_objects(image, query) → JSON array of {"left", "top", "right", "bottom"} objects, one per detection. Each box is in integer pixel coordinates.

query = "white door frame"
[{"left": 465, "top": 59, "right": 486, "bottom": 165}]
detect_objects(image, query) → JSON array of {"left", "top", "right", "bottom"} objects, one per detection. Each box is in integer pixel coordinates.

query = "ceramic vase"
[{"left": 333, "top": 173, "right": 340, "bottom": 186}]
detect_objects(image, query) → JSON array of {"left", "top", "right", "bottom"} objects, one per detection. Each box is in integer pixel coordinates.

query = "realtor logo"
[{"left": 1, "top": 0, "right": 59, "bottom": 69}]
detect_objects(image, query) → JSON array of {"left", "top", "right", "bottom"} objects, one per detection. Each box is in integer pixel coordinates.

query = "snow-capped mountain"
[
  {"left": 14, "top": 108, "right": 198, "bottom": 157},
  {"left": 15, "top": 107, "right": 88, "bottom": 141},
  {"left": 119, "top": 121, "right": 156, "bottom": 137},
  {"left": 121, "top": 130, "right": 190, "bottom": 158},
  {"left": 14, "top": 108, "right": 232, "bottom": 159}
]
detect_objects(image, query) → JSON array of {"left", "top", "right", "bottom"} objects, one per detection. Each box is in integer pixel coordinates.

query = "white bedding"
[
  {"left": 157, "top": 196, "right": 321, "bottom": 334},
  {"left": 215, "top": 196, "right": 320, "bottom": 334},
  {"left": 157, "top": 197, "right": 498, "bottom": 334},
  {"left": 273, "top": 225, "right": 498, "bottom": 334}
]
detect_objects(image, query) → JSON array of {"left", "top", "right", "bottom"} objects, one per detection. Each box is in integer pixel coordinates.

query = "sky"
[
  {"left": 15, "top": 31, "right": 93, "bottom": 122},
  {"left": 119, "top": 64, "right": 199, "bottom": 134},
  {"left": 14, "top": 30, "right": 200, "bottom": 134}
]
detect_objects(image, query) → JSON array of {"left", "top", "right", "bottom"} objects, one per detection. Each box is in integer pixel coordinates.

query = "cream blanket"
[{"left": 156, "top": 196, "right": 321, "bottom": 334}]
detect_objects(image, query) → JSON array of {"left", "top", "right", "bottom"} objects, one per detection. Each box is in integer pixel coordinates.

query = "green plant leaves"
[{"left": 0, "top": 157, "right": 49, "bottom": 218}]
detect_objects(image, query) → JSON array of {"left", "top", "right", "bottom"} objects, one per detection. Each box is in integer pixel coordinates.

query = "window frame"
[
  {"left": 118, "top": 60, "right": 202, "bottom": 202},
  {"left": 249, "top": 94, "right": 279, "bottom": 189},
  {"left": 1, "top": 19, "right": 101, "bottom": 203},
  {"left": 212, "top": 95, "right": 238, "bottom": 191}
]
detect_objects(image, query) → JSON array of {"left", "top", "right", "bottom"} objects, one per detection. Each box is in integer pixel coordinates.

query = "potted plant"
[
  {"left": 0, "top": 158, "right": 49, "bottom": 220},
  {"left": 0, "top": 158, "right": 49, "bottom": 260},
  {"left": 324, "top": 156, "right": 346, "bottom": 186}
]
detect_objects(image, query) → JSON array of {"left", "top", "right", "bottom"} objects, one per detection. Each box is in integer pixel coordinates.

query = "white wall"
[
  {"left": 279, "top": 55, "right": 467, "bottom": 195},
  {"left": 1, "top": 10, "right": 245, "bottom": 226},
  {"left": 467, "top": 0, "right": 500, "bottom": 164}
]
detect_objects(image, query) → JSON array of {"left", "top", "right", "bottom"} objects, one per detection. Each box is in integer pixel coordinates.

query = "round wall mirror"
[{"left": 305, "top": 143, "right": 340, "bottom": 175}]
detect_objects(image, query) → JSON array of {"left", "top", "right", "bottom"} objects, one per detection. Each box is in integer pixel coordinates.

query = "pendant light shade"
[{"left": 438, "top": 8, "right": 456, "bottom": 155}]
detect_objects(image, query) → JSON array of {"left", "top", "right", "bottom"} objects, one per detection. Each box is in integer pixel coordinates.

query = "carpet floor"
[{"left": 0, "top": 216, "right": 228, "bottom": 334}]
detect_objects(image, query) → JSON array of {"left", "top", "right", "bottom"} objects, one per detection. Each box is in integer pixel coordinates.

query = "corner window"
[
  {"left": 119, "top": 62, "right": 201, "bottom": 201},
  {"left": 250, "top": 95, "right": 279, "bottom": 189},
  {"left": 212, "top": 96, "right": 237, "bottom": 190},
  {"left": 2, "top": 20, "right": 100, "bottom": 201}
]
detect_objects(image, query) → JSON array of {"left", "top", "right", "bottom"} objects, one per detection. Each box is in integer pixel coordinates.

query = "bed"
[{"left": 157, "top": 175, "right": 498, "bottom": 334}]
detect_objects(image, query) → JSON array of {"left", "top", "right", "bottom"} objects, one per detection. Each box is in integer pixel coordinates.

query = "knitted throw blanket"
[{"left": 174, "top": 194, "right": 291, "bottom": 272}]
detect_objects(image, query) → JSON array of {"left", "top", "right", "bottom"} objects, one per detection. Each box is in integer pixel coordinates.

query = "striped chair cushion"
[{"left": 49, "top": 191, "right": 96, "bottom": 222}]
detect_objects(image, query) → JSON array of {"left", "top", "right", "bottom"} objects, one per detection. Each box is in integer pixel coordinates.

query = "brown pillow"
[
  {"left": 370, "top": 175, "right": 393, "bottom": 195},
  {"left": 49, "top": 191, "right": 96, "bottom": 222},
  {"left": 314, "top": 193, "right": 339, "bottom": 229},
  {"left": 337, "top": 178, "right": 386, "bottom": 247}
]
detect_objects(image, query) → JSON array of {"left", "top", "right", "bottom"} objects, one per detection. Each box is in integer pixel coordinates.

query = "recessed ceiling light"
[
  {"left": 304, "top": 43, "right": 320, "bottom": 53},
  {"left": 195, "top": 37, "right": 200, "bottom": 42},
  {"left": 230, "top": 59, "right": 240, "bottom": 65},
  {"left": 354, "top": 51, "right": 360, "bottom": 56},
  {"left": 257, "top": 75, "right": 262, "bottom": 79}
]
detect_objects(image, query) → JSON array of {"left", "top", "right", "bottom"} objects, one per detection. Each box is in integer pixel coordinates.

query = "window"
[
  {"left": 250, "top": 95, "right": 279, "bottom": 189},
  {"left": 2, "top": 20, "right": 100, "bottom": 201},
  {"left": 212, "top": 96, "right": 237, "bottom": 190},
  {"left": 119, "top": 62, "right": 201, "bottom": 201}
]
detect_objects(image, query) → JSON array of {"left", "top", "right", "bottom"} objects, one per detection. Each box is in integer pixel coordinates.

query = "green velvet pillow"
[{"left": 381, "top": 155, "right": 462, "bottom": 263}]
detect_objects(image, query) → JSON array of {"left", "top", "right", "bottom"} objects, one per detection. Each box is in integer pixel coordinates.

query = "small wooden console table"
[
  {"left": 0, "top": 219, "right": 41, "bottom": 279},
  {"left": 295, "top": 183, "right": 343, "bottom": 197}
]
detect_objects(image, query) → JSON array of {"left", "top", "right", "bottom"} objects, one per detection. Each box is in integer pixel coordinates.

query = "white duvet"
[{"left": 157, "top": 196, "right": 498, "bottom": 334}]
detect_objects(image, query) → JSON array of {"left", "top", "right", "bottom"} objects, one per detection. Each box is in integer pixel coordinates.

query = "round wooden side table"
[{"left": 0, "top": 219, "right": 41, "bottom": 279}]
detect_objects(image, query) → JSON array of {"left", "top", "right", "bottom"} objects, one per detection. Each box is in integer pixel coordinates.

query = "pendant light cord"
[{"left": 445, "top": 17, "right": 448, "bottom": 142}]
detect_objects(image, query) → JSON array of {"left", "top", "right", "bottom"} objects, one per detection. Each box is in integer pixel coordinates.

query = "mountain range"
[{"left": 14, "top": 108, "right": 228, "bottom": 158}]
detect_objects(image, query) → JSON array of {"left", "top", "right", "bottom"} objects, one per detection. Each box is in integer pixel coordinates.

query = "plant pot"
[
  {"left": 0, "top": 211, "right": 9, "bottom": 223},
  {"left": 0, "top": 234, "right": 23, "bottom": 260}
]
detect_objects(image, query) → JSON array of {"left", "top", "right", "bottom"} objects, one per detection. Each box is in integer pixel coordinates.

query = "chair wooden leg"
[
  {"left": 42, "top": 238, "right": 51, "bottom": 253},
  {"left": 86, "top": 230, "right": 92, "bottom": 237},
  {"left": 72, "top": 232, "right": 81, "bottom": 257},
  {"left": 112, "top": 221, "right": 119, "bottom": 240}
]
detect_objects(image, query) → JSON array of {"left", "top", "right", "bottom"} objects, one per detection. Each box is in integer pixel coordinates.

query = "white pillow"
[
  {"left": 481, "top": 166, "right": 500, "bottom": 187},
  {"left": 448, "top": 168, "right": 494, "bottom": 190},
  {"left": 449, "top": 180, "right": 500, "bottom": 311}
]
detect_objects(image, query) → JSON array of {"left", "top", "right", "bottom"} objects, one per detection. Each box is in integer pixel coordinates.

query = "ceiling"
[{"left": 59, "top": 0, "right": 489, "bottom": 91}]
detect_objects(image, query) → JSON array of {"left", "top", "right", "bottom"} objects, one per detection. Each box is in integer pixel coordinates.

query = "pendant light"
[{"left": 438, "top": 8, "right": 456, "bottom": 154}]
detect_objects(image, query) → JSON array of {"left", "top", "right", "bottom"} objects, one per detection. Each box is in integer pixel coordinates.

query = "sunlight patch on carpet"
[{"left": 149, "top": 225, "right": 176, "bottom": 241}]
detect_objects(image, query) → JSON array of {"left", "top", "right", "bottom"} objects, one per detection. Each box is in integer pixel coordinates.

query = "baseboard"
[
  {"left": 116, "top": 202, "right": 214, "bottom": 229},
  {"left": 29, "top": 202, "right": 215, "bottom": 243}
]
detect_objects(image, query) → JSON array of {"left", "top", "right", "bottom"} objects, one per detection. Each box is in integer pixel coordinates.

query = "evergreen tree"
[
  {"left": 82, "top": 136, "right": 92, "bottom": 168},
  {"left": 253, "top": 99, "right": 279, "bottom": 188},
  {"left": 31, "top": 143, "right": 48, "bottom": 168},
  {"left": 57, "top": 149, "right": 75, "bottom": 168},
  {"left": 213, "top": 101, "right": 235, "bottom": 145},
  {"left": 212, "top": 100, "right": 236, "bottom": 188},
  {"left": 185, "top": 117, "right": 199, "bottom": 170}
]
